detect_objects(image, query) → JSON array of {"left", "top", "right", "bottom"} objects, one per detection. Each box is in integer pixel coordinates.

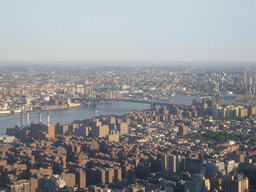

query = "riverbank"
[
  {"left": 0, "top": 101, "right": 151, "bottom": 136},
  {"left": 0, "top": 95, "right": 251, "bottom": 136}
]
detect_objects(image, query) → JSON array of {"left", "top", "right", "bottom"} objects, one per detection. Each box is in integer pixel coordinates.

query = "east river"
[
  {"left": 0, "top": 101, "right": 152, "bottom": 136},
  {"left": 0, "top": 95, "right": 239, "bottom": 136}
]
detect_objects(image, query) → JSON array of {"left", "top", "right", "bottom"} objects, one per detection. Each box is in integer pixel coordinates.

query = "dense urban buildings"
[{"left": 1, "top": 63, "right": 256, "bottom": 191}]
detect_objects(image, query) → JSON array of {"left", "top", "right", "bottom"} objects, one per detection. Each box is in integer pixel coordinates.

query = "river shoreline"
[
  {"left": 0, "top": 101, "right": 151, "bottom": 136},
  {"left": 0, "top": 95, "right": 249, "bottom": 136}
]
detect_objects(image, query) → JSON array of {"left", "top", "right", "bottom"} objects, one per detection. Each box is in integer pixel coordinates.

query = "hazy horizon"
[{"left": 1, "top": 61, "right": 256, "bottom": 68}]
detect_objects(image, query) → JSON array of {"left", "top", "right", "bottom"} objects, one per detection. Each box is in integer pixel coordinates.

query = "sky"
[{"left": 0, "top": 0, "right": 255, "bottom": 62}]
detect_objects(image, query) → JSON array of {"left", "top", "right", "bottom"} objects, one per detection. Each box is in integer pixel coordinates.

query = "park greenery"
[{"left": 185, "top": 132, "right": 251, "bottom": 143}]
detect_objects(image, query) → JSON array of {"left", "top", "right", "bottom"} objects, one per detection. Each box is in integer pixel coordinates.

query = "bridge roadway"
[{"left": 71, "top": 98, "right": 174, "bottom": 106}]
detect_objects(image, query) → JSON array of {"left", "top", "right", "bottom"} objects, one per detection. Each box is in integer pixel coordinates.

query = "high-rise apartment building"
[
  {"left": 179, "top": 124, "right": 187, "bottom": 136},
  {"left": 222, "top": 174, "right": 249, "bottom": 192},
  {"left": 161, "top": 152, "right": 179, "bottom": 174}
]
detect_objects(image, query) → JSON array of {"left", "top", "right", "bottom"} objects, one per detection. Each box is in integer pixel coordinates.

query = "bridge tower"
[
  {"left": 90, "top": 91, "right": 96, "bottom": 118},
  {"left": 249, "top": 91, "right": 254, "bottom": 106},
  {"left": 90, "top": 91, "right": 97, "bottom": 107},
  {"left": 151, "top": 94, "right": 156, "bottom": 109},
  {"left": 21, "top": 109, "right": 28, "bottom": 128},
  {"left": 21, "top": 110, "right": 24, "bottom": 128}
]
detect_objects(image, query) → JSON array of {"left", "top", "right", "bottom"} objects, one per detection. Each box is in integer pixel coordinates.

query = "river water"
[
  {"left": 0, "top": 102, "right": 151, "bottom": 136},
  {"left": 0, "top": 95, "right": 240, "bottom": 136}
]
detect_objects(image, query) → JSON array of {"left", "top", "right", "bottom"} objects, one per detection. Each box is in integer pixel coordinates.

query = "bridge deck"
[{"left": 71, "top": 98, "right": 173, "bottom": 106}]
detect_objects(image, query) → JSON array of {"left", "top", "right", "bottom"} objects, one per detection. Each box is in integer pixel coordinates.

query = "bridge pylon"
[
  {"left": 151, "top": 103, "right": 156, "bottom": 109},
  {"left": 90, "top": 91, "right": 97, "bottom": 107},
  {"left": 151, "top": 94, "right": 156, "bottom": 109}
]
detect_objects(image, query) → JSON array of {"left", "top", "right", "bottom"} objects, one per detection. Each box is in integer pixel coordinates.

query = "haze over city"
[{"left": 1, "top": 1, "right": 256, "bottom": 192}]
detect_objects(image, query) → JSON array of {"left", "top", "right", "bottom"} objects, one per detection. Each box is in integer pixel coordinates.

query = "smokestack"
[
  {"left": 39, "top": 112, "right": 41, "bottom": 123},
  {"left": 27, "top": 112, "right": 29, "bottom": 126},
  {"left": 21, "top": 112, "right": 24, "bottom": 128},
  {"left": 47, "top": 113, "right": 50, "bottom": 126}
]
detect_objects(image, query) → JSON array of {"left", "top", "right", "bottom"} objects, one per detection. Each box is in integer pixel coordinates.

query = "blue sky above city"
[{"left": 0, "top": 0, "right": 255, "bottom": 61}]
